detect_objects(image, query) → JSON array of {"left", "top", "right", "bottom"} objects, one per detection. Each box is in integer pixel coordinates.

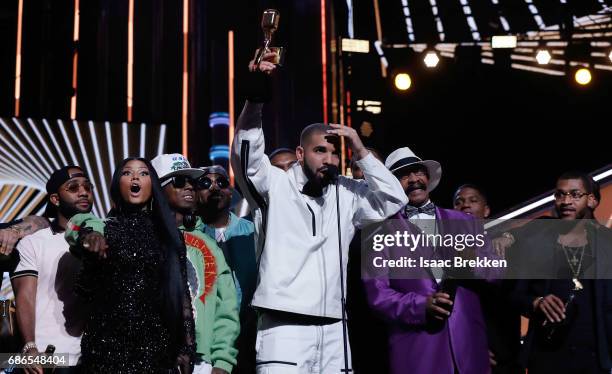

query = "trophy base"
[{"left": 256, "top": 47, "right": 285, "bottom": 66}]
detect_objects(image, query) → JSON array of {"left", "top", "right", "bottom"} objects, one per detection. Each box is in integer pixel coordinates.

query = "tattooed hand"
[{"left": 0, "top": 216, "right": 50, "bottom": 255}]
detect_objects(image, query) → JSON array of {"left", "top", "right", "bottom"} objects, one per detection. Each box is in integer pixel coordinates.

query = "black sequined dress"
[{"left": 75, "top": 210, "right": 194, "bottom": 373}]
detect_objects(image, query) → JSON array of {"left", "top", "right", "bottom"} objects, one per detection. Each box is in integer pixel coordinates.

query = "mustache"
[{"left": 406, "top": 182, "right": 426, "bottom": 193}]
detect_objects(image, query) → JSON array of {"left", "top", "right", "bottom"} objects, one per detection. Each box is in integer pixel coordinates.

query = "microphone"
[
  {"left": 182, "top": 211, "right": 197, "bottom": 230},
  {"left": 322, "top": 165, "right": 339, "bottom": 183}
]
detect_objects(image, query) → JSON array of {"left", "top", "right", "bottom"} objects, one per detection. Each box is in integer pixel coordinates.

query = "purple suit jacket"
[{"left": 363, "top": 207, "right": 494, "bottom": 374}]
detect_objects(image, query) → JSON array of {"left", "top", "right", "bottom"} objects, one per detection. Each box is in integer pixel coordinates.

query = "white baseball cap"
[{"left": 151, "top": 153, "right": 205, "bottom": 186}]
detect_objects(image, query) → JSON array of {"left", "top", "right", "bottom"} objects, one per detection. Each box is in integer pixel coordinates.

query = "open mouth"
[
  {"left": 183, "top": 193, "right": 194, "bottom": 201},
  {"left": 130, "top": 184, "right": 141, "bottom": 194}
]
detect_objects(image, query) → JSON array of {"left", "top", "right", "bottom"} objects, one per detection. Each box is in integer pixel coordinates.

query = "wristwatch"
[{"left": 22, "top": 341, "right": 38, "bottom": 353}]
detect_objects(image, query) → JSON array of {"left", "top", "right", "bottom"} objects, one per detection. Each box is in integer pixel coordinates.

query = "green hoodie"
[{"left": 66, "top": 213, "right": 240, "bottom": 372}]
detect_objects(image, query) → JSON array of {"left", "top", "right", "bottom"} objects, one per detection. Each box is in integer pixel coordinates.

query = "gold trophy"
[{"left": 255, "top": 9, "right": 284, "bottom": 66}]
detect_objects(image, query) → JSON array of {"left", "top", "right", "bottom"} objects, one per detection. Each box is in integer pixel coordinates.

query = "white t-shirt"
[{"left": 11, "top": 228, "right": 86, "bottom": 365}]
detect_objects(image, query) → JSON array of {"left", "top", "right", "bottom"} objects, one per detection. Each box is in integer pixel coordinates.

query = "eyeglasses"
[
  {"left": 64, "top": 181, "right": 95, "bottom": 193},
  {"left": 196, "top": 176, "right": 230, "bottom": 190},
  {"left": 553, "top": 190, "right": 589, "bottom": 201},
  {"left": 167, "top": 175, "right": 196, "bottom": 189}
]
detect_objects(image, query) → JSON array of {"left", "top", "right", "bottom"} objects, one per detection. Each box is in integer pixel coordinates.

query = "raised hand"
[
  {"left": 326, "top": 124, "right": 368, "bottom": 161},
  {"left": 248, "top": 51, "right": 277, "bottom": 75}
]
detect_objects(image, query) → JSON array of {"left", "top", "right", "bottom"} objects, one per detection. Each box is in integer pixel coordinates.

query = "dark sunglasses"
[
  {"left": 167, "top": 175, "right": 196, "bottom": 189},
  {"left": 196, "top": 176, "right": 230, "bottom": 190}
]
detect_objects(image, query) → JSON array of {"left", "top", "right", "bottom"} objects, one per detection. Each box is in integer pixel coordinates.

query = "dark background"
[{"left": 0, "top": 0, "right": 610, "bottom": 215}]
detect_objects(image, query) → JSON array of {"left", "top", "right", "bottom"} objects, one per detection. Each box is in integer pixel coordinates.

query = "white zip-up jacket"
[{"left": 231, "top": 101, "right": 408, "bottom": 319}]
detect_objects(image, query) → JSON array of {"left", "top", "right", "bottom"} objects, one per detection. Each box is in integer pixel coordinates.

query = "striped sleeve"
[{"left": 10, "top": 235, "right": 38, "bottom": 279}]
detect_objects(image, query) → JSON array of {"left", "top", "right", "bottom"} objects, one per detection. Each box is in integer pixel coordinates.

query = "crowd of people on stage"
[{"left": 0, "top": 53, "right": 610, "bottom": 374}]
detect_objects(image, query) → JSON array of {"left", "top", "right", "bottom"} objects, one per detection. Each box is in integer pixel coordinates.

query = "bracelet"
[{"left": 22, "top": 341, "right": 38, "bottom": 353}]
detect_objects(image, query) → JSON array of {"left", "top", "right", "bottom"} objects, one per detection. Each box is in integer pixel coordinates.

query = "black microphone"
[
  {"left": 43, "top": 345, "right": 56, "bottom": 374},
  {"left": 322, "top": 164, "right": 339, "bottom": 183},
  {"left": 182, "top": 211, "right": 197, "bottom": 230}
]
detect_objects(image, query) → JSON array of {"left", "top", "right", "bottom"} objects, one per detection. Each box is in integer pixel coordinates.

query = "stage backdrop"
[{"left": 0, "top": 117, "right": 167, "bottom": 220}]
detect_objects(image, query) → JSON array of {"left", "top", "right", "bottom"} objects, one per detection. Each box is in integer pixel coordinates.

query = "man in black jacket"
[{"left": 514, "top": 171, "right": 612, "bottom": 374}]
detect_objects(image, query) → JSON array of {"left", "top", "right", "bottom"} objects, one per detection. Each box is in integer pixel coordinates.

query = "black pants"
[
  {"left": 233, "top": 307, "right": 257, "bottom": 374},
  {"left": 528, "top": 346, "right": 607, "bottom": 374}
]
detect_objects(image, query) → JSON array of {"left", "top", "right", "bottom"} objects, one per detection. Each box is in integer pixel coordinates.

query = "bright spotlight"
[
  {"left": 394, "top": 73, "right": 412, "bottom": 91},
  {"left": 608, "top": 50, "right": 612, "bottom": 63},
  {"left": 535, "top": 49, "right": 552, "bottom": 65},
  {"left": 574, "top": 68, "right": 592, "bottom": 85},
  {"left": 423, "top": 51, "right": 440, "bottom": 68},
  {"left": 491, "top": 35, "right": 517, "bottom": 49}
]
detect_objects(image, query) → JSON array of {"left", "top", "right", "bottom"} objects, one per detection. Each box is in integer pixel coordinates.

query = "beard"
[
  {"left": 302, "top": 158, "right": 337, "bottom": 187},
  {"left": 59, "top": 200, "right": 90, "bottom": 220},
  {"left": 302, "top": 158, "right": 320, "bottom": 184},
  {"left": 198, "top": 192, "right": 230, "bottom": 217},
  {"left": 301, "top": 159, "right": 333, "bottom": 197}
]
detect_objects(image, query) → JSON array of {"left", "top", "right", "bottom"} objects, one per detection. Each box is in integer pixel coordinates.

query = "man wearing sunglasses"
[
  {"left": 152, "top": 154, "right": 239, "bottom": 374},
  {"left": 513, "top": 171, "right": 612, "bottom": 374},
  {"left": 11, "top": 166, "right": 94, "bottom": 373},
  {"left": 196, "top": 165, "right": 258, "bottom": 374},
  {"left": 231, "top": 56, "right": 407, "bottom": 374}
]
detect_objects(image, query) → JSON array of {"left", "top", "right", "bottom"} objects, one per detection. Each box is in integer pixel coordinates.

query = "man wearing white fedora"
[{"left": 363, "top": 146, "right": 494, "bottom": 374}]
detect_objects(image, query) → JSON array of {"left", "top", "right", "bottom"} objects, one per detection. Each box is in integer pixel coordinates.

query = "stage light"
[
  {"left": 209, "top": 112, "right": 229, "bottom": 128},
  {"left": 394, "top": 73, "right": 412, "bottom": 91},
  {"left": 608, "top": 50, "right": 612, "bottom": 63},
  {"left": 535, "top": 49, "right": 552, "bottom": 65},
  {"left": 341, "top": 38, "right": 369, "bottom": 53},
  {"left": 209, "top": 145, "right": 230, "bottom": 161},
  {"left": 574, "top": 68, "right": 592, "bottom": 85},
  {"left": 356, "top": 100, "right": 382, "bottom": 114},
  {"left": 491, "top": 35, "right": 517, "bottom": 49},
  {"left": 423, "top": 51, "right": 440, "bottom": 68}
]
